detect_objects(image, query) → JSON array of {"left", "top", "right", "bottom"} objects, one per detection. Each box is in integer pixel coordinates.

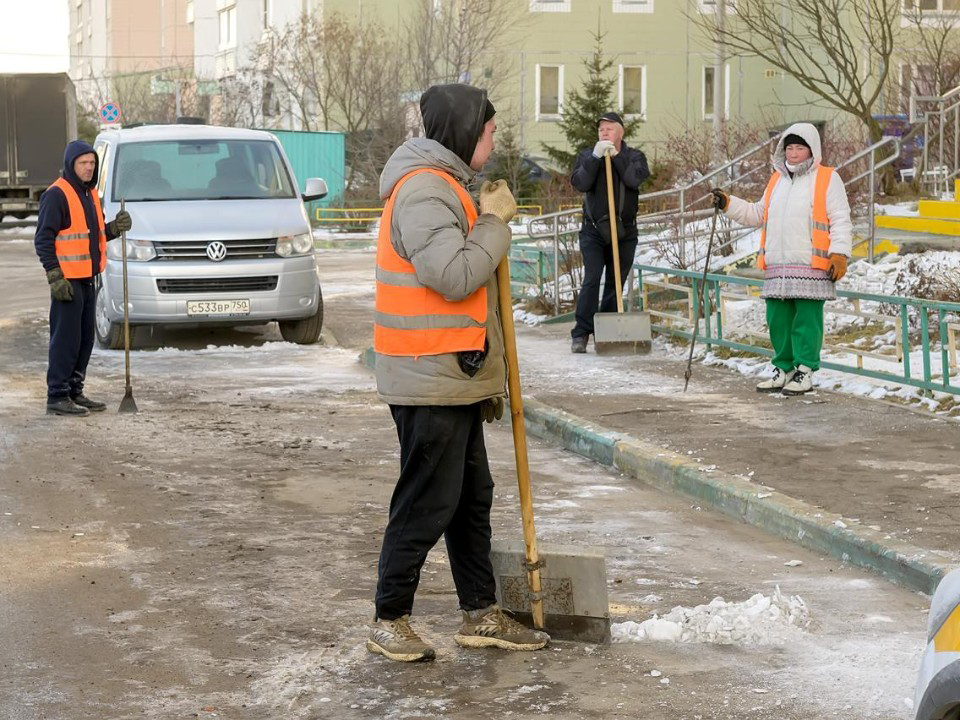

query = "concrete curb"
[{"left": 359, "top": 349, "right": 954, "bottom": 595}]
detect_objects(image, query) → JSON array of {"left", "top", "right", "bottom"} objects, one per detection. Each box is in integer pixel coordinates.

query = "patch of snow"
[{"left": 611, "top": 587, "right": 809, "bottom": 646}]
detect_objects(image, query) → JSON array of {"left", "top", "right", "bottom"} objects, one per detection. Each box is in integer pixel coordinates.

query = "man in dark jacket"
[
  {"left": 569, "top": 112, "right": 649, "bottom": 353},
  {"left": 34, "top": 140, "right": 132, "bottom": 416}
]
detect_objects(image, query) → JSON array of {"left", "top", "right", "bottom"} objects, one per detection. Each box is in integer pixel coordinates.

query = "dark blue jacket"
[
  {"left": 34, "top": 140, "right": 119, "bottom": 275},
  {"left": 571, "top": 141, "right": 650, "bottom": 241}
]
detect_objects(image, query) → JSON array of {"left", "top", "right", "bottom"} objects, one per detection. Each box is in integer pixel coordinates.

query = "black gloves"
[
  {"left": 108, "top": 209, "right": 132, "bottom": 236},
  {"left": 709, "top": 188, "right": 729, "bottom": 211},
  {"left": 47, "top": 267, "right": 73, "bottom": 302},
  {"left": 481, "top": 397, "right": 505, "bottom": 424}
]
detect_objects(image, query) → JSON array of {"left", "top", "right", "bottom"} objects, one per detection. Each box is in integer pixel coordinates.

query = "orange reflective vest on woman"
[
  {"left": 374, "top": 168, "right": 487, "bottom": 358},
  {"left": 51, "top": 176, "right": 107, "bottom": 279},
  {"left": 758, "top": 165, "right": 833, "bottom": 271}
]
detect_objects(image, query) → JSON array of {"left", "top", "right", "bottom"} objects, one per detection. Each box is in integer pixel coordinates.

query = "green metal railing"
[{"left": 635, "top": 264, "right": 960, "bottom": 398}]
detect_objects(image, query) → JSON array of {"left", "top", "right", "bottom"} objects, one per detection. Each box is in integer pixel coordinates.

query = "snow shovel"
[
  {"left": 593, "top": 153, "right": 651, "bottom": 355},
  {"left": 491, "top": 258, "right": 610, "bottom": 643},
  {"left": 117, "top": 198, "right": 138, "bottom": 414}
]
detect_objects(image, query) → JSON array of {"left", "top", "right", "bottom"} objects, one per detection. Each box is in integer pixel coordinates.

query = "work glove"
[
  {"left": 709, "top": 188, "right": 729, "bottom": 211},
  {"left": 479, "top": 180, "right": 517, "bottom": 224},
  {"left": 46, "top": 267, "right": 74, "bottom": 302},
  {"left": 107, "top": 209, "right": 132, "bottom": 236},
  {"left": 827, "top": 253, "right": 847, "bottom": 282},
  {"left": 481, "top": 397, "right": 505, "bottom": 423},
  {"left": 592, "top": 140, "right": 617, "bottom": 158}
]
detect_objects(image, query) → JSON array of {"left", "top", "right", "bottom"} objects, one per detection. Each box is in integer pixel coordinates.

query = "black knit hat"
[
  {"left": 783, "top": 133, "right": 811, "bottom": 150},
  {"left": 598, "top": 111, "right": 625, "bottom": 128},
  {"left": 420, "top": 84, "right": 495, "bottom": 166}
]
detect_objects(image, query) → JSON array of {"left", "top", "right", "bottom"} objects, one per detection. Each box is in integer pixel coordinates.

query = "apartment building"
[
  {"left": 68, "top": 0, "right": 194, "bottom": 100},
  {"left": 74, "top": 0, "right": 960, "bottom": 155}
]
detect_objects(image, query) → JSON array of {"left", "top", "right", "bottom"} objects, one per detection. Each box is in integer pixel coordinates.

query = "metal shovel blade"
[
  {"left": 490, "top": 540, "right": 611, "bottom": 643},
  {"left": 593, "top": 311, "right": 652, "bottom": 355},
  {"left": 119, "top": 387, "right": 138, "bottom": 414}
]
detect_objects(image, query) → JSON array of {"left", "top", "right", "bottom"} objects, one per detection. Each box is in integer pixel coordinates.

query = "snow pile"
[{"left": 611, "top": 587, "right": 809, "bottom": 646}]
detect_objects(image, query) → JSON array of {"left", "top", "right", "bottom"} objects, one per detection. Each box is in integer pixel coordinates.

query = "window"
[
  {"left": 530, "top": 0, "right": 571, "bottom": 12},
  {"left": 112, "top": 140, "right": 296, "bottom": 203},
  {"left": 702, "top": 65, "right": 730, "bottom": 120},
  {"left": 536, "top": 64, "right": 563, "bottom": 119},
  {"left": 218, "top": 4, "right": 237, "bottom": 50},
  {"left": 186, "top": 0, "right": 194, "bottom": 24},
  {"left": 903, "top": 0, "right": 960, "bottom": 10},
  {"left": 614, "top": 0, "right": 653, "bottom": 12},
  {"left": 901, "top": 63, "right": 940, "bottom": 116},
  {"left": 620, "top": 65, "right": 647, "bottom": 119},
  {"left": 699, "top": 0, "right": 736, "bottom": 12}
]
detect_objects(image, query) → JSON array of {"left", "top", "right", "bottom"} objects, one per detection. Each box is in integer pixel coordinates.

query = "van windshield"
[{"left": 112, "top": 139, "right": 297, "bottom": 201}]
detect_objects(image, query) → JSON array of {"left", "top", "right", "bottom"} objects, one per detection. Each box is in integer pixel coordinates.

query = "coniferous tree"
[{"left": 542, "top": 31, "right": 638, "bottom": 172}]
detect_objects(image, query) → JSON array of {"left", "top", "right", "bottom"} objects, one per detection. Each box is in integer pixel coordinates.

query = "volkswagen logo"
[{"left": 206, "top": 241, "right": 228, "bottom": 262}]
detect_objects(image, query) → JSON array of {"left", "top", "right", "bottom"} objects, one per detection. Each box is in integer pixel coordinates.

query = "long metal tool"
[
  {"left": 683, "top": 207, "right": 720, "bottom": 392},
  {"left": 118, "top": 198, "right": 138, "bottom": 414},
  {"left": 593, "top": 153, "right": 651, "bottom": 355},
  {"left": 493, "top": 258, "right": 610, "bottom": 642}
]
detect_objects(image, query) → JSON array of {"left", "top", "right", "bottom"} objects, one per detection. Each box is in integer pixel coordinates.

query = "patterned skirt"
[{"left": 760, "top": 264, "right": 836, "bottom": 301}]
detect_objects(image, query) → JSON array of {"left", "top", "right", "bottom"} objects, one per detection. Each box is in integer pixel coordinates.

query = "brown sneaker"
[
  {"left": 454, "top": 605, "right": 550, "bottom": 651},
  {"left": 367, "top": 616, "right": 436, "bottom": 662}
]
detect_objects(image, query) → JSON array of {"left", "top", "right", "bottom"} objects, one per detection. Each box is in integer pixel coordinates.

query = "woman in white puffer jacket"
[{"left": 711, "top": 122, "right": 852, "bottom": 395}]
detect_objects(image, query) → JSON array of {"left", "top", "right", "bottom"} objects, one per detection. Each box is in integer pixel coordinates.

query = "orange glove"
[{"left": 828, "top": 253, "right": 847, "bottom": 282}]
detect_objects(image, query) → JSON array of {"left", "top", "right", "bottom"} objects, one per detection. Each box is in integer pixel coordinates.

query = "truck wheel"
[
  {"left": 95, "top": 283, "right": 128, "bottom": 350},
  {"left": 278, "top": 289, "right": 324, "bottom": 344}
]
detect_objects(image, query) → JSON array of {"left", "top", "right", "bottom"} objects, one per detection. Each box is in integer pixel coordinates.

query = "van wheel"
[
  {"left": 95, "top": 283, "right": 130, "bottom": 350},
  {"left": 279, "top": 290, "right": 323, "bottom": 344}
]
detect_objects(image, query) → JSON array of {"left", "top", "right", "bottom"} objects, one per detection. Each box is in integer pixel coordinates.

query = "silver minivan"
[{"left": 92, "top": 124, "right": 328, "bottom": 348}]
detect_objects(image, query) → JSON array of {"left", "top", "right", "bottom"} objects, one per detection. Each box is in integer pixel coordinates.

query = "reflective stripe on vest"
[
  {"left": 373, "top": 168, "right": 486, "bottom": 358},
  {"left": 758, "top": 165, "right": 833, "bottom": 271},
  {"left": 52, "top": 177, "right": 107, "bottom": 279}
]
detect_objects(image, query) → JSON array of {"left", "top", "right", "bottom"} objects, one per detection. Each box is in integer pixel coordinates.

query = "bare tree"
[
  {"left": 900, "top": 5, "right": 960, "bottom": 104},
  {"left": 84, "top": 63, "right": 210, "bottom": 126},
  {"left": 252, "top": 11, "right": 409, "bottom": 199},
  {"left": 405, "top": 0, "right": 525, "bottom": 94},
  {"left": 691, "top": 0, "right": 899, "bottom": 149}
]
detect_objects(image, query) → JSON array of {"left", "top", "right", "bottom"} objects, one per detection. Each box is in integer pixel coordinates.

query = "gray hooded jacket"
[{"left": 374, "top": 137, "right": 512, "bottom": 406}]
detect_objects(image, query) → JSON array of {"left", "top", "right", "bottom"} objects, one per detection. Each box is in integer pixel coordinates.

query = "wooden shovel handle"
[
  {"left": 496, "top": 257, "right": 545, "bottom": 629},
  {"left": 604, "top": 154, "right": 625, "bottom": 314}
]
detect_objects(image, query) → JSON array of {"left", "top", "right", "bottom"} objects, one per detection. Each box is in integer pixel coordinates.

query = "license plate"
[{"left": 186, "top": 299, "right": 250, "bottom": 317}]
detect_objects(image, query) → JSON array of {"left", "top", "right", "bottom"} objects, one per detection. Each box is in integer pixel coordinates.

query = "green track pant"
[{"left": 765, "top": 298, "right": 825, "bottom": 372}]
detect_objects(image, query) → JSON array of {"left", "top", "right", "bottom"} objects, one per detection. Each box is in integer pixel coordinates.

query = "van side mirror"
[{"left": 303, "top": 178, "right": 328, "bottom": 202}]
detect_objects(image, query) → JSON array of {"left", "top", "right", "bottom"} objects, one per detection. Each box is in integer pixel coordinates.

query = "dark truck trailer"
[{"left": 0, "top": 73, "right": 77, "bottom": 219}]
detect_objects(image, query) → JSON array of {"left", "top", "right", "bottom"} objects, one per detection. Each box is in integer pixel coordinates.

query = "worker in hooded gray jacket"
[{"left": 368, "top": 83, "right": 550, "bottom": 663}]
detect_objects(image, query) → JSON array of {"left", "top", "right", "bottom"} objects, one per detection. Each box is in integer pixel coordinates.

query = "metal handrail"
[
  {"left": 523, "top": 133, "right": 901, "bottom": 314},
  {"left": 636, "top": 263, "right": 960, "bottom": 398}
]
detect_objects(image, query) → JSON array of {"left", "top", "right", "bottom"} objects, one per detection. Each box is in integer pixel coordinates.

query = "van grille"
[
  {"left": 156, "top": 276, "right": 279, "bottom": 294},
  {"left": 153, "top": 238, "right": 277, "bottom": 260}
]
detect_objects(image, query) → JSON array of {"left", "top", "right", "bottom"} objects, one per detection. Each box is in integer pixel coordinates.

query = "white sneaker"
[
  {"left": 782, "top": 365, "right": 814, "bottom": 395},
  {"left": 756, "top": 367, "right": 795, "bottom": 393}
]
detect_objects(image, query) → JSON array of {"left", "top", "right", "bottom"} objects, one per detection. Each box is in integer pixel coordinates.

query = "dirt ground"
[{"left": 0, "top": 240, "right": 932, "bottom": 719}]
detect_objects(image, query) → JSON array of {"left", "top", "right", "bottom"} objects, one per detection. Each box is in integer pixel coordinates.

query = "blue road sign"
[{"left": 99, "top": 102, "right": 122, "bottom": 124}]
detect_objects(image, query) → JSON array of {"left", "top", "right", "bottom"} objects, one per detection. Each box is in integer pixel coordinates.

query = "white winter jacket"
[{"left": 725, "top": 122, "right": 853, "bottom": 266}]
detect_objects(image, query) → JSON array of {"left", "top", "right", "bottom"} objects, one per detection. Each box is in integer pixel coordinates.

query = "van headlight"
[
  {"left": 276, "top": 232, "right": 314, "bottom": 257},
  {"left": 107, "top": 237, "right": 157, "bottom": 262}
]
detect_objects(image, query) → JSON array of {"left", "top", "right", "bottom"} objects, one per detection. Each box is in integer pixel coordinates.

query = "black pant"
[
  {"left": 375, "top": 403, "right": 497, "bottom": 621},
  {"left": 572, "top": 225, "right": 638, "bottom": 339},
  {"left": 47, "top": 279, "right": 96, "bottom": 401}
]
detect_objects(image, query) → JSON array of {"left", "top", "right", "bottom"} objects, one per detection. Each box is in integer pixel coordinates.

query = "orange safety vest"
[
  {"left": 758, "top": 164, "right": 833, "bottom": 271},
  {"left": 374, "top": 168, "right": 487, "bottom": 358},
  {"left": 51, "top": 177, "right": 107, "bottom": 279}
]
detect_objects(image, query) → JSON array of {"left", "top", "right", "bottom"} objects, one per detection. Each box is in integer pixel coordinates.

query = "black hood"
[
  {"left": 420, "top": 84, "right": 494, "bottom": 167},
  {"left": 63, "top": 140, "right": 99, "bottom": 191}
]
